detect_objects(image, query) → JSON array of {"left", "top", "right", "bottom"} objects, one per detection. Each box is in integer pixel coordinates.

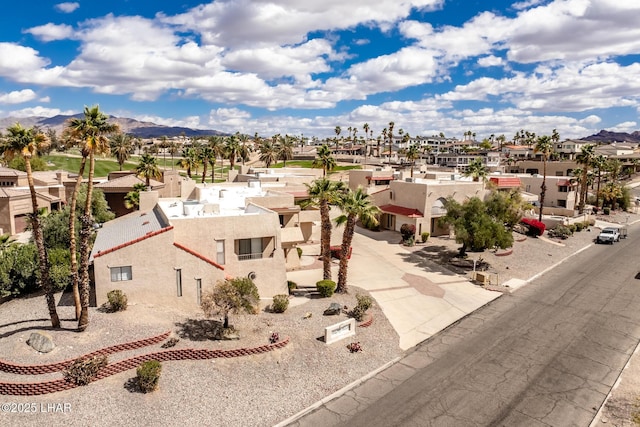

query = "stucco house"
[{"left": 90, "top": 181, "right": 318, "bottom": 310}]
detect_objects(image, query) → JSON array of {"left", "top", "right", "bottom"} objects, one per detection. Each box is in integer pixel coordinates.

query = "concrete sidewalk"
[{"left": 287, "top": 229, "right": 500, "bottom": 351}]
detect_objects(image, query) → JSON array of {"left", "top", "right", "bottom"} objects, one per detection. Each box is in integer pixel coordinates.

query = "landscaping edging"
[
  {"left": 0, "top": 334, "right": 290, "bottom": 396},
  {"left": 358, "top": 315, "right": 374, "bottom": 328}
]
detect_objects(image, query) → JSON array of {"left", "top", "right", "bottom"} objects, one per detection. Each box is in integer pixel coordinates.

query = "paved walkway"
[{"left": 287, "top": 229, "right": 500, "bottom": 351}]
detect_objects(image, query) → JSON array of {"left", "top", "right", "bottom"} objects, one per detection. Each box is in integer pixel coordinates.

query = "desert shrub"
[
  {"left": 269, "top": 332, "right": 280, "bottom": 344},
  {"left": 400, "top": 223, "right": 416, "bottom": 242},
  {"left": 271, "top": 294, "right": 289, "bottom": 313},
  {"left": 201, "top": 278, "right": 260, "bottom": 329},
  {"left": 231, "top": 277, "right": 260, "bottom": 314},
  {"left": 350, "top": 293, "right": 373, "bottom": 321},
  {"left": 421, "top": 232, "right": 430, "bottom": 243},
  {"left": 107, "top": 290, "right": 128, "bottom": 312},
  {"left": 575, "top": 222, "right": 584, "bottom": 232},
  {"left": 64, "top": 355, "right": 108, "bottom": 386},
  {"left": 287, "top": 280, "right": 297, "bottom": 293},
  {"left": 548, "top": 225, "right": 572, "bottom": 239},
  {"left": 316, "top": 280, "right": 336, "bottom": 298},
  {"left": 296, "top": 247, "right": 303, "bottom": 258},
  {"left": 136, "top": 360, "right": 162, "bottom": 393},
  {"left": 346, "top": 342, "right": 362, "bottom": 353},
  {"left": 603, "top": 207, "right": 610, "bottom": 215},
  {"left": 568, "top": 224, "right": 577, "bottom": 234}
]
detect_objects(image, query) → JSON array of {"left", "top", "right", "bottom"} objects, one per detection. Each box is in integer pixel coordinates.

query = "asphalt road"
[{"left": 293, "top": 226, "right": 640, "bottom": 427}]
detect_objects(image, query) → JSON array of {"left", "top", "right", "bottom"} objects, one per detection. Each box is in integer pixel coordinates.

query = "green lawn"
[
  {"left": 271, "top": 160, "right": 362, "bottom": 173},
  {"left": 44, "top": 154, "right": 137, "bottom": 178}
]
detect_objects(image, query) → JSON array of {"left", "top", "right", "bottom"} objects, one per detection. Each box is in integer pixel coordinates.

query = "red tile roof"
[
  {"left": 93, "top": 226, "right": 174, "bottom": 258},
  {"left": 489, "top": 177, "right": 521, "bottom": 188},
  {"left": 366, "top": 176, "right": 395, "bottom": 181},
  {"left": 379, "top": 204, "right": 423, "bottom": 218},
  {"left": 173, "top": 242, "right": 225, "bottom": 271}
]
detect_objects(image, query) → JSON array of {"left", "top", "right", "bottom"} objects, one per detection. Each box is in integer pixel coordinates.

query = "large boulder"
[
  {"left": 323, "top": 303, "right": 342, "bottom": 316},
  {"left": 27, "top": 332, "right": 55, "bottom": 353}
]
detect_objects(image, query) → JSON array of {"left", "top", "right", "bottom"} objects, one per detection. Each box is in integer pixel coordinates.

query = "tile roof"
[
  {"left": 489, "top": 177, "right": 522, "bottom": 188},
  {"left": 90, "top": 206, "right": 171, "bottom": 260},
  {"left": 379, "top": 204, "right": 424, "bottom": 218},
  {"left": 173, "top": 242, "right": 225, "bottom": 271},
  {"left": 0, "top": 167, "right": 26, "bottom": 177},
  {"left": 95, "top": 174, "right": 164, "bottom": 190}
]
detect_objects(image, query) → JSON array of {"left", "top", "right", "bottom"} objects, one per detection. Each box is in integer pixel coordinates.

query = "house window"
[
  {"left": 196, "top": 279, "right": 202, "bottom": 305},
  {"left": 389, "top": 191, "right": 393, "bottom": 200},
  {"left": 237, "top": 238, "right": 264, "bottom": 260},
  {"left": 216, "top": 240, "right": 225, "bottom": 265},
  {"left": 558, "top": 200, "right": 567, "bottom": 208},
  {"left": 559, "top": 186, "right": 568, "bottom": 193},
  {"left": 110, "top": 266, "right": 132, "bottom": 282},
  {"left": 384, "top": 214, "right": 395, "bottom": 230},
  {"left": 176, "top": 269, "right": 182, "bottom": 297}
]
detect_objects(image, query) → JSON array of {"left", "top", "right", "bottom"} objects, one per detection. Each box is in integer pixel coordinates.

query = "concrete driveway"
[{"left": 287, "top": 228, "right": 500, "bottom": 350}]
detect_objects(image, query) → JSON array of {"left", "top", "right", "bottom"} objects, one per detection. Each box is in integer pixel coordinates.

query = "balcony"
[{"left": 238, "top": 252, "right": 263, "bottom": 261}]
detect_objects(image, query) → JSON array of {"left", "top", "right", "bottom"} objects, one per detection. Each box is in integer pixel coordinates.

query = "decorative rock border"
[
  {"left": 0, "top": 331, "right": 172, "bottom": 375},
  {"left": 0, "top": 333, "right": 289, "bottom": 396},
  {"left": 358, "top": 315, "right": 374, "bottom": 328},
  {"left": 495, "top": 249, "right": 513, "bottom": 257}
]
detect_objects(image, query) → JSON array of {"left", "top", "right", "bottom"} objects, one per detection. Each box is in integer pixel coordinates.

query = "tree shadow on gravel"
[
  {"left": 399, "top": 245, "right": 490, "bottom": 276},
  {"left": 174, "top": 319, "right": 225, "bottom": 341},
  {"left": 124, "top": 377, "right": 141, "bottom": 393}
]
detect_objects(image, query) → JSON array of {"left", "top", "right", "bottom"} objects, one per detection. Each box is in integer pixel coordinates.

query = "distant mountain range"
[
  {"left": 580, "top": 130, "right": 640, "bottom": 144},
  {"left": 0, "top": 114, "right": 226, "bottom": 139}
]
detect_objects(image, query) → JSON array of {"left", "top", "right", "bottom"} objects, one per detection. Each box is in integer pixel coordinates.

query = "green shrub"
[
  {"left": 271, "top": 294, "right": 289, "bottom": 313},
  {"left": 107, "top": 290, "right": 128, "bottom": 312},
  {"left": 548, "top": 225, "right": 572, "bottom": 239},
  {"left": 136, "top": 360, "right": 162, "bottom": 393},
  {"left": 603, "top": 207, "right": 610, "bottom": 215},
  {"left": 64, "top": 355, "right": 108, "bottom": 386},
  {"left": 316, "top": 280, "right": 336, "bottom": 298},
  {"left": 568, "top": 224, "right": 577, "bottom": 234},
  {"left": 350, "top": 293, "right": 373, "bottom": 321},
  {"left": 575, "top": 222, "right": 584, "bottom": 232},
  {"left": 421, "top": 232, "right": 430, "bottom": 243},
  {"left": 296, "top": 247, "right": 303, "bottom": 258},
  {"left": 287, "top": 280, "right": 297, "bottom": 293}
]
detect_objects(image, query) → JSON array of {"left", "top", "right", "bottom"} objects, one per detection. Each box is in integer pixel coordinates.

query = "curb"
[{"left": 273, "top": 356, "right": 402, "bottom": 427}]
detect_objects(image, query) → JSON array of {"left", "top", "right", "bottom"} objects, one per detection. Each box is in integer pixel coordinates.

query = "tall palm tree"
[
  {"left": 592, "top": 154, "right": 607, "bottom": 209},
  {"left": 576, "top": 144, "right": 595, "bottom": 213},
  {"left": 312, "top": 144, "right": 336, "bottom": 177},
  {"left": 259, "top": 139, "right": 278, "bottom": 168},
  {"left": 362, "top": 123, "right": 370, "bottom": 165},
  {"left": 178, "top": 146, "right": 199, "bottom": 178},
  {"left": 136, "top": 153, "right": 162, "bottom": 187},
  {"left": 159, "top": 136, "right": 169, "bottom": 168},
  {"left": 109, "top": 133, "right": 133, "bottom": 171},
  {"left": 168, "top": 141, "right": 179, "bottom": 170},
  {"left": 334, "top": 187, "right": 380, "bottom": 293},
  {"left": 237, "top": 132, "right": 251, "bottom": 166},
  {"left": 277, "top": 135, "right": 295, "bottom": 167},
  {"left": 65, "top": 105, "right": 119, "bottom": 330},
  {"left": 404, "top": 144, "right": 421, "bottom": 177},
  {"left": 570, "top": 168, "right": 582, "bottom": 208},
  {"left": 305, "top": 178, "right": 346, "bottom": 280},
  {"left": 387, "top": 122, "right": 395, "bottom": 165},
  {"left": 3, "top": 124, "right": 60, "bottom": 327},
  {"left": 225, "top": 135, "right": 241, "bottom": 171},
  {"left": 198, "top": 146, "right": 214, "bottom": 183},
  {"left": 334, "top": 126, "right": 341, "bottom": 149},
  {"left": 208, "top": 136, "right": 225, "bottom": 181},
  {"left": 534, "top": 135, "right": 553, "bottom": 222}
]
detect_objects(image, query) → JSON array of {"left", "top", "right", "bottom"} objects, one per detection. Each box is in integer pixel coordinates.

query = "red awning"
[
  {"left": 379, "top": 204, "right": 423, "bottom": 218},
  {"left": 489, "top": 177, "right": 521, "bottom": 188}
]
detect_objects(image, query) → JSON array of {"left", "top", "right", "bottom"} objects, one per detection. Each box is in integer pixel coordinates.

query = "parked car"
[{"left": 596, "top": 227, "right": 620, "bottom": 244}]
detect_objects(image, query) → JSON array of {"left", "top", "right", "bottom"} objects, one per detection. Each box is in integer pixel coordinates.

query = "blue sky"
[{"left": 0, "top": 0, "right": 639, "bottom": 140}]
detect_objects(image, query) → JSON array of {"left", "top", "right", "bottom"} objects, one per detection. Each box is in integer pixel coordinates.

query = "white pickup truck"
[{"left": 596, "top": 227, "right": 621, "bottom": 244}]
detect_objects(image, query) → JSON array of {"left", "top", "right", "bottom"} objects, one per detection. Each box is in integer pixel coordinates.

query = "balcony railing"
[{"left": 238, "top": 252, "right": 263, "bottom": 261}]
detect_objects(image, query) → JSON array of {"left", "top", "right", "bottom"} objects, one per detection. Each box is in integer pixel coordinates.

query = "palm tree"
[
  {"left": 404, "top": 144, "right": 421, "bottom": 177},
  {"left": 198, "top": 146, "right": 214, "bottom": 183},
  {"left": 237, "top": 132, "right": 251, "bottom": 165},
  {"left": 124, "top": 183, "right": 148, "bottom": 209},
  {"left": 362, "top": 123, "right": 370, "bottom": 165},
  {"left": 334, "top": 187, "right": 380, "bottom": 293},
  {"left": 178, "top": 147, "right": 199, "bottom": 178},
  {"left": 334, "top": 126, "right": 342, "bottom": 149},
  {"left": 65, "top": 105, "right": 119, "bottom": 330},
  {"left": 208, "top": 136, "right": 225, "bottom": 181},
  {"left": 110, "top": 133, "right": 133, "bottom": 171},
  {"left": 570, "top": 168, "right": 582, "bottom": 208},
  {"left": 259, "top": 139, "right": 278, "bottom": 168},
  {"left": 159, "top": 136, "right": 169, "bottom": 168},
  {"left": 534, "top": 135, "right": 553, "bottom": 222},
  {"left": 305, "top": 178, "right": 346, "bottom": 280},
  {"left": 136, "top": 153, "right": 162, "bottom": 187},
  {"left": 277, "top": 135, "right": 295, "bottom": 167},
  {"left": 3, "top": 124, "right": 60, "bottom": 328},
  {"left": 225, "top": 135, "right": 241, "bottom": 171},
  {"left": 168, "top": 141, "right": 179, "bottom": 170},
  {"left": 463, "top": 158, "right": 488, "bottom": 185},
  {"left": 576, "top": 144, "right": 595, "bottom": 213},
  {"left": 592, "top": 155, "right": 607, "bottom": 209},
  {"left": 312, "top": 144, "right": 337, "bottom": 177},
  {"left": 387, "top": 121, "right": 395, "bottom": 165}
]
